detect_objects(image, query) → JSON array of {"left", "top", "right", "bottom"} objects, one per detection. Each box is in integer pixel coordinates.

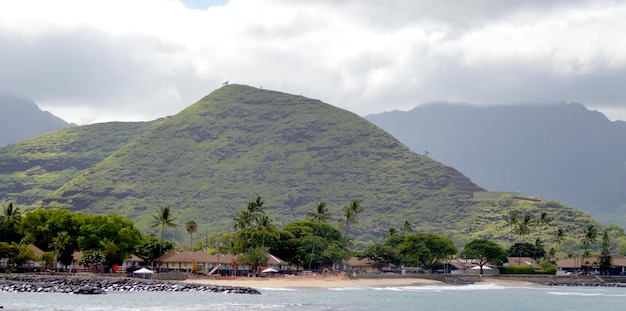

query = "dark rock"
[{"left": 0, "top": 274, "right": 261, "bottom": 295}]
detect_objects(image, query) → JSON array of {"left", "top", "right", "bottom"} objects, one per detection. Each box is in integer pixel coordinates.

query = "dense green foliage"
[
  {"left": 462, "top": 239, "right": 508, "bottom": 274},
  {"left": 18, "top": 209, "right": 142, "bottom": 267},
  {"left": 134, "top": 234, "right": 175, "bottom": 264},
  {"left": 19, "top": 85, "right": 485, "bottom": 239},
  {"left": 500, "top": 266, "right": 556, "bottom": 275},
  {"left": 0, "top": 242, "right": 35, "bottom": 268},
  {"left": 0, "top": 85, "right": 611, "bottom": 246},
  {"left": 507, "top": 243, "right": 546, "bottom": 260},
  {"left": 0, "top": 121, "right": 156, "bottom": 206},
  {"left": 358, "top": 231, "right": 456, "bottom": 272},
  {"left": 398, "top": 233, "right": 457, "bottom": 270}
]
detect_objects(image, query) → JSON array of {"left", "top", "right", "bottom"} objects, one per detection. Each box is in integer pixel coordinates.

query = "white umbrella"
[
  {"left": 261, "top": 267, "right": 278, "bottom": 273},
  {"left": 133, "top": 267, "right": 154, "bottom": 279}
]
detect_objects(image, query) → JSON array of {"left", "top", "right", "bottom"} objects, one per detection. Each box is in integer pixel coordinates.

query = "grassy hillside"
[
  {"left": 0, "top": 85, "right": 603, "bottom": 244},
  {"left": 35, "top": 85, "right": 485, "bottom": 237},
  {"left": 0, "top": 121, "right": 158, "bottom": 205}
]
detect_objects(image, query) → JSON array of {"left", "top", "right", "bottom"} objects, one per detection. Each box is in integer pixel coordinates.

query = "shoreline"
[{"left": 182, "top": 275, "right": 538, "bottom": 289}]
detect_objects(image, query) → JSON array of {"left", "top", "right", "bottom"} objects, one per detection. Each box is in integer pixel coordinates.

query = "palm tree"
[
  {"left": 581, "top": 224, "right": 598, "bottom": 265},
  {"left": 338, "top": 200, "right": 363, "bottom": 269},
  {"left": 306, "top": 201, "right": 332, "bottom": 223},
  {"left": 387, "top": 227, "right": 398, "bottom": 237},
  {"left": 306, "top": 201, "right": 331, "bottom": 270},
  {"left": 150, "top": 206, "right": 178, "bottom": 258},
  {"left": 248, "top": 196, "right": 266, "bottom": 215},
  {"left": 255, "top": 214, "right": 276, "bottom": 247},
  {"left": 533, "top": 212, "right": 550, "bottom": 259},
  {"left": 400, "top": 221, "right": 413, "bottom": 235},
  {"left": 507, "top": 211, "right": 519, "bottom": 243},
  {"left": 185, "top": 220, "right": 198, "bottom": 251},
  {"left": 553, "top": 227, "right": 565, "bottom": 251},
  {"left": 516, "top": 213, "right": 534, "bottom": 262},
  {"left": 1, "top": 202, "right": 21, "bottom": 241},
  {"left": 1, "top": 201, "right": 21, "bottom": 224},
  {"left": 233, "top": 196, "right": 268, "bottom": 254}
]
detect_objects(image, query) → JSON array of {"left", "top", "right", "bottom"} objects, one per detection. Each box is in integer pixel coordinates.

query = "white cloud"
[{"left": 1, "top": 0, "right": 626, "bottom": 124}]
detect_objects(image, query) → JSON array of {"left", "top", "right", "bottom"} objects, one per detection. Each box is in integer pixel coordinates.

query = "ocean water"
[{"left": 1, "top": 283, "right": 626, "bottom": 311}]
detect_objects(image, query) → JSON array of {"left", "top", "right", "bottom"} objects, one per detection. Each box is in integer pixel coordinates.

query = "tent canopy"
[{"left": 134, "top": 268, "right": 154, "bottom": 274}]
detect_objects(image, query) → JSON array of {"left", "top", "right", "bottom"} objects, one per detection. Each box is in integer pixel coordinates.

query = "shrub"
[{"left": 500, "top": 266, "right": 556, "bottom": 275}]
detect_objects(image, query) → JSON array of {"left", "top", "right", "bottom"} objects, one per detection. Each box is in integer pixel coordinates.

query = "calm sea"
[{"left": 1, "top": 283, "right": 625, "bottom": 310}]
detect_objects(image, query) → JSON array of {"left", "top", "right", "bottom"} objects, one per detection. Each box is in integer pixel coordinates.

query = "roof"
[
  {"left": 155, "top": 251, "right": 213, "bottom": 263},
  {"left": 267, "top": 254, "right": 287, "bottom": 265},
  {"left": 506, "top": 257, "right": 541, "bottom": 269},
  {"left": 154, "top": 251, "right": 285, "bottom": 265},
  {"left": 124, "top": 254, "right": 145, "bottom": 263},
  {"left": 556, "top": 254, "right": 626, "bottom": 268},
  {"left": 27, "top": 244, "right": 44, "bottom": 257},
  {"left": 347, "top": 257, "right": 375, "bottom": 267}
]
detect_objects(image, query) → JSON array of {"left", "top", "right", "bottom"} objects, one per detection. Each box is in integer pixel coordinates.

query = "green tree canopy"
[
  {"left": 398, "top": 233, "right": 457, "bottom": 270},
  {"left": 19, "top": 209, "right": 79, "bottom": 267},
  {"left": 134, "top": 234, "right": 175, "bottom": 264},
  {"left": 507, "top": 242, "right": 546, "bottom": 260},
  {"left": 276, "top": 220, "right": 345, "bottom": 269},
  {"left": 462, "top": 239, "right": 508, "bottom": 275},
  {"left": 359, "top": 243, "right": 401, "bottom": 271}
]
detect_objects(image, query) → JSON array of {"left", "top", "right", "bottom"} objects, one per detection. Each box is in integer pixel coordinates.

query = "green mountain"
[
  {"left": 366, "top": 103, "right": 626, "bottom": 227},
  {"left": 0, "top": 85, "right": 601, "bottom": 243},
  {"left": 0, "top": 121, "right": 157, "bottom": 205}
]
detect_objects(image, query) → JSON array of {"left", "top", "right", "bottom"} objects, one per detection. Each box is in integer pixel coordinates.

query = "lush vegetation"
[
  {"left": 0, "top": 121, "right": 157, "bottom": 206},
  {"left": 0, "top": 201, "right": 175, "bottom": 271},
  {"left": 5, "top": 85, "right": 489, "bottom": 239},
  {"left": 3, "top": 197, "right": 626, "bottom": 275},
  {"left": 0, "top": 85, "right": 607, "bottom": 247}
]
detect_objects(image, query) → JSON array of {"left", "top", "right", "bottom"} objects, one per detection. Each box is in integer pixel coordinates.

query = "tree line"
[{"left": 1, "top": 198, "right": 624, "bottom": 274}]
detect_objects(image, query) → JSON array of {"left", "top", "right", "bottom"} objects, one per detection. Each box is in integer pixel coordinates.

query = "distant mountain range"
[
  {"left": 0, "top": 85, "right": 598, "bottom": 244},
  {"left": 366, "top": 103, "right": 626, "bottom": 227},
  {"left": 0, "top": 95, "right": 71, "bottom": 147}
]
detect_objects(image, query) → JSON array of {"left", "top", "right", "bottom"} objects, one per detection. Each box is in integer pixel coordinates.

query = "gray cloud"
[{"left": 1, "top": 0, "right": 626, "bottom": 123}]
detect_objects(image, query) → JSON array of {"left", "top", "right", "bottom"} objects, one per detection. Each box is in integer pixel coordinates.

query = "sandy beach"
[{"left": 183, "top": 276, "right": 537, "bottom": 289}]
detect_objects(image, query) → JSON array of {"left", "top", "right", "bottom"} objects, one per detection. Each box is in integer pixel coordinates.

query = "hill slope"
[
  {"left": 35, "top": 85, "right": 486, "bottom": 236},
  {"left": 0, "top": 86, "right": 601, "bottom": 243},
  {"left": 0, "top": 95, "right": 71, "bottom": 147},
  {"left": 0, "top": 121, "right": 158, "bottom": 205},
  {"left": 366, "top": 103, "right": 626, "bottom": 226}
]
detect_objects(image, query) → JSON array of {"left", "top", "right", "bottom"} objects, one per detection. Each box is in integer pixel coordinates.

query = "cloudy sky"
[{"left": 2, "top": 0, "right": 626, "bottom": 124}]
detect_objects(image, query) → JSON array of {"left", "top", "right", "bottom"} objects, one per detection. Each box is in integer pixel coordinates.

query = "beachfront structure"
[
  {"left": 153, "top": 251, "right": 287, "bottom": 276},
  {"left": 69, "top": 251, "right": 145, "bottom": 273},
  {"left": 446, "top": 259, "right": 499, "bottom": 275},
  {"left": 345, "top": 257, "right": 376, "bottom": 274},
  {"left": 557, "top": 254, "right": 626, "bottom": 275},
  {"left": 505, "top": 257, "right": 541, "bottom": 269}
]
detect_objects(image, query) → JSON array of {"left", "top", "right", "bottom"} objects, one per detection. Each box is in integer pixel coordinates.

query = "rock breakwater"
[{"left": 0, "top": 275, "right": 261, "bottom": 295}]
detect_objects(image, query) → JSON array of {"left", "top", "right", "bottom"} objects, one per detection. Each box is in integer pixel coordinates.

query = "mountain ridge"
[
  {"left": 0, "top": 85, "right": 601, "bottom": 244},
  {"left": 366, "top": 102, "right": 626, "bottom": 226},
  {"left": 0, "top": 95, "right": 71, "bottom": 147}
]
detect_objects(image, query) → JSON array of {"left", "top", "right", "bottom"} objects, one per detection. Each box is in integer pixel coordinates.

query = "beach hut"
[{"left": 133, "top": 267, "right": 154, "bottom": 279}]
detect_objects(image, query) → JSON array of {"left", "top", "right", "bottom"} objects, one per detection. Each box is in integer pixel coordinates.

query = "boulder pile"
[{"left": 0, "top": 275, "right": 261, "bottom": 295}]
